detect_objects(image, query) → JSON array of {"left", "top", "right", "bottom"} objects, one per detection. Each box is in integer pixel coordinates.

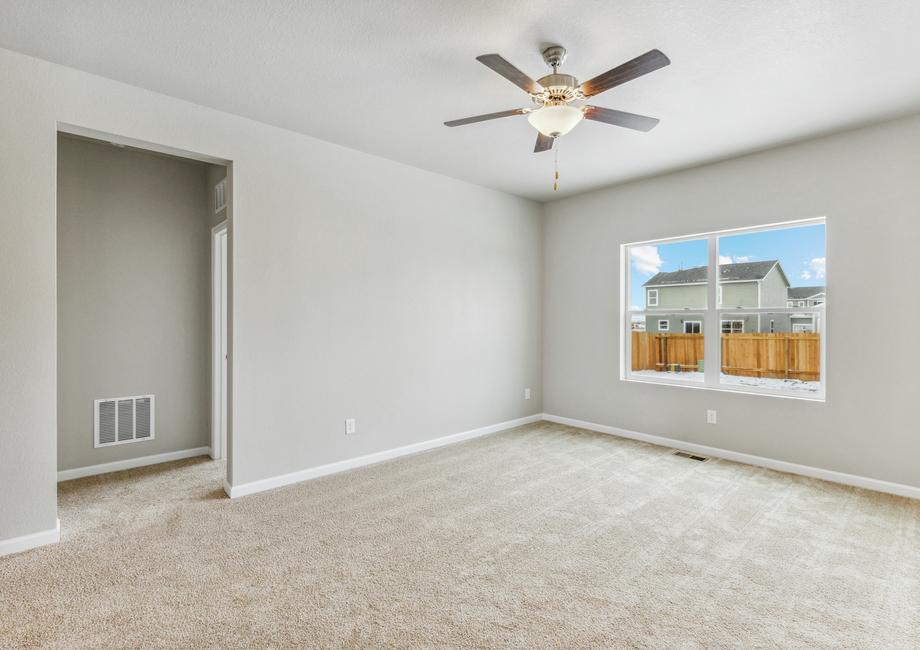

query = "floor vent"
[
  {"left": 94, "top": 395, "right": 155, "bottom": 448},
  {"left": 672, "top": 450, "right": 709, "bottom": 462}
]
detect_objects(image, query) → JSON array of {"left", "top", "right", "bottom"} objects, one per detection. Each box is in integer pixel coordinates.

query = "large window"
[{"left": 623, "top": 219, "right": 826, "bottom": 399}]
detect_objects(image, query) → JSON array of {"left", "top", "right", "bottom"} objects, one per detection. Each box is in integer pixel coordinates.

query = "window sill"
[{"left": 622, "top": 374, "right": 826, "bottom": 402}]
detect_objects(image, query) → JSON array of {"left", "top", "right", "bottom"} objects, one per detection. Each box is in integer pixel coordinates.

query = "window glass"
[
  {"left": 630, "top": 313, "right": 705, "bottom": 383},
  {"left": 624, "top": 219, "right": 826, "bottom": 399},
  {"left": 716, "top": 223, "right": 825, "bottom": 395},
  {"left": 628, "top": 238, "right": 708, "bottom": 311}
]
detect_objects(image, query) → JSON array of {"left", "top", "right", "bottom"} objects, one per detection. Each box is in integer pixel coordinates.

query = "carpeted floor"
[{"left": 2, "top": 422, "right": 919, "bottom": 649}]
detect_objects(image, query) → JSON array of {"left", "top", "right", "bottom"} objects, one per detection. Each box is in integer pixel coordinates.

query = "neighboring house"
[
  {"left": 642, "top": 260, "right": 823, "bottom": 333},
  {"left": 786, "top": 286, "right": 825, "bottom": 308},
  {"left": 785, "top": 285, "right": 825, "bottom": 332}
]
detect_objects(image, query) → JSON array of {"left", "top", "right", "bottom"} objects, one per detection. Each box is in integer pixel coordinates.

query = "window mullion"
[{"left": 704, "top": 234, "right": 719, "bottom": 387}]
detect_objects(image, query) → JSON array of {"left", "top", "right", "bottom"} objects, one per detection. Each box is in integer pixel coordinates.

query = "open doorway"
[{"left": 55, "top": 125, "right": 231, "bottom": 493}]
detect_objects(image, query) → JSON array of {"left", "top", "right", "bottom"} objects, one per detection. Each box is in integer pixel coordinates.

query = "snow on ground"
[{"left": 630, "top": 369, "right": 820, "bottom": 394}]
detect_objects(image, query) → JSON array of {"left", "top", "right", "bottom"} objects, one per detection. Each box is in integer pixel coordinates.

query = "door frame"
[{"left": 211, "top": 219, "right": 229, "bottom": 460}]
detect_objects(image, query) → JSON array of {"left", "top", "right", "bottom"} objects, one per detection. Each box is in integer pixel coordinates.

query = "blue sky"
[{"left": 629, "top": 224, "right": 826, "bottom": 309}]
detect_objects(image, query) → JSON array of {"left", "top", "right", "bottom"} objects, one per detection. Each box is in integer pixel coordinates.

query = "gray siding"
[
  {"left": 720, "top": 281, "right": 758, "bottom": 308},
  {"left": 645, "top": 315, "right": 704, "bottom": 333},
  {"left": 648, "top": 284, "right": 706, "bottom": 309},
  {"left": 760, "top": 264, "right": 789, "bottom": 307}
]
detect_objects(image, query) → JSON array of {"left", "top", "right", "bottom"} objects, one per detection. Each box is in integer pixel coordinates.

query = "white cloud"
[
  {"left": 809, "top": 257, "right": 826, "bottom": 279},
  {"left": 799, "top": 257, "right": 824, "bottom": 282},
  {"left": 719, "top": 255, "right": 755, "bottom": 265},
  {"left": 630, "top": 245, "right": 662, "bottom": 276}
]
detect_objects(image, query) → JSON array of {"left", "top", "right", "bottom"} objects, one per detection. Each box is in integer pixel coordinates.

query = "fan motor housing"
[{"left": 534, "top": 73, "right": 582, "bottom": 106}]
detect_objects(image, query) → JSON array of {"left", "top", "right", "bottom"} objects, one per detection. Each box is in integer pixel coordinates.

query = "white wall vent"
[
  {"left": 94, "top": 394, "right": 155, "bottom": 448},
  {"left": 214, "top": 178, "right": 227, "bottom": 213}
]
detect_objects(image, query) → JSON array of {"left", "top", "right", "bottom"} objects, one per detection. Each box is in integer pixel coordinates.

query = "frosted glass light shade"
[{"left": 527, "top": 105, "right": 584, "bottom": 137}]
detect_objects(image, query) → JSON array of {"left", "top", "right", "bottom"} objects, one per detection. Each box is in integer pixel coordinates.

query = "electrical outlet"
[
  {"left": 524, "top": 388, "right": 532, "bottom": 400},
  {"left": 345, "top": 418, "right": 356, "bottom": 435},
  {"left": 706, "top": 410, "right": 717, "bottom": 425}
]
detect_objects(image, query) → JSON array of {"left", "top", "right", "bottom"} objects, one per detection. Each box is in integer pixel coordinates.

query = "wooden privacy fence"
[{"left": 631, "top": 332, "right": 820, "bottom": 381}]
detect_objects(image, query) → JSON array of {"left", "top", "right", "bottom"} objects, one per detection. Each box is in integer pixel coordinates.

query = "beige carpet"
[{"left": 2, "top": 422, "right": 919, "bottom": 649}]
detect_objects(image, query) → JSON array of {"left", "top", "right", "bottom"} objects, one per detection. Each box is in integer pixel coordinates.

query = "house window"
[{"left": 623, "top": 218, "right": 826, "bottom": 398}]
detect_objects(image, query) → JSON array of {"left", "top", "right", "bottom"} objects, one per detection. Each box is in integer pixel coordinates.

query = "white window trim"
[
  {"left": 684, "top": 320, "right": 702, "bottom": 334},
  {"left": 658, "top": 319, "right": 669, "bottom": 331},
  {"left": 647, "top": 289, "right": 658, "bottom": 307},
  {"left": 621, "top": 217, "right": 826, "bottom": 401},
  {"left": 720, "top": 319, "right": 744, "bottom": 333}
]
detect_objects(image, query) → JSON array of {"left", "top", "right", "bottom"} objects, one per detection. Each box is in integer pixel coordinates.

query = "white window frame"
[
  {"left": 720, "top": 319, "right": 744, "bottom": 334},
  {"left": 658, "top": 319, "right": 669, "bottom": 331},
  {"left": 647, "top": 289, "right": 658, "bottom": 307},
  {"left": 683, "top": 320, "right": 702, "bottom": 334},
  {"left": 621, "top": 217, "right": 826, "bottom": 400}
]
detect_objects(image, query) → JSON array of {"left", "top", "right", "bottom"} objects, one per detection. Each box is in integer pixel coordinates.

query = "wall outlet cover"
[
  {"left": 345, "top": 418, "right": 356, "bottom": 435},
  {"left": 707, "top": 410, "right": 718, "bottom": 425}
]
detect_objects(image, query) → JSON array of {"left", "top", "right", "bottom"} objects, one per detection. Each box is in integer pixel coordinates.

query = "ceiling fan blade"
[
  {"left": 580, "top": 49, "right": 670, "bottom": 98},
  {"left": 534, "top": 132, "right": 554, "bottom": 153},
  {"left": 583, "top": 106, "right": 660, "bottom": 132},
  {"left": 444, "top": 108, "right": 528, "bottom": 127},
  {"left": 476, "top": 54, "right": 543, "bottom": 94}
]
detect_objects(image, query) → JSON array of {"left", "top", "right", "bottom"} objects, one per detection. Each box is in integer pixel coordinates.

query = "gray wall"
[
  {"left": 0, "top": 47, "right": 543, "bottom": 543},
  {"left": 544, "top": 113, "right": 920, "bottom": 489},
  {"left": 57, "top": 136, "right": 214, "bottom": 471}
]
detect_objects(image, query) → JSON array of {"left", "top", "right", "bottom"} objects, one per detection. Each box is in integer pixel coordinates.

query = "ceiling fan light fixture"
[{"left": 527, "top": 105, "right": 584, "bottom": 138}]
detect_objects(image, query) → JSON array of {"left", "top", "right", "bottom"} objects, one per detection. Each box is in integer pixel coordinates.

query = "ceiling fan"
[{"left": 445, "top": 46, "right": 670, "bottom": 153}]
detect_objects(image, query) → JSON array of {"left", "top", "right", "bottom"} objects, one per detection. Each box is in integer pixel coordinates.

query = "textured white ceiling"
[{"left": 2, "top": 1, "right": 920, "bottom": 201}]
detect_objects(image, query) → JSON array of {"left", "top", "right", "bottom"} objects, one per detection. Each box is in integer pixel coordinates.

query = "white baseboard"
[
  {"left": 58, "top": 447, "right": 212, "bottom": 482},
  {"left": 225, "top": 413, "right": 543, "bottom": 498},
  {"left": 543, "top": 414, "right": 920, "bottom": 500},
  {"left": 0, "top": 519, "right": 60, "bottom": 558}
]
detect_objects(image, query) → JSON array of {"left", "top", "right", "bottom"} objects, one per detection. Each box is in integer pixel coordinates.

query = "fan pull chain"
[{"left": 553, "top": 142, "right": 559, "bottom": 192}]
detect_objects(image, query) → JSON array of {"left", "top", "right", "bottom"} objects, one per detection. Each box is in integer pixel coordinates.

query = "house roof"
[
  {"left": 643, "top": 260, "right": 779, "bottom": 287},
  {"left": 787, "top": 286, "right": 825, "bottom": 299}
]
